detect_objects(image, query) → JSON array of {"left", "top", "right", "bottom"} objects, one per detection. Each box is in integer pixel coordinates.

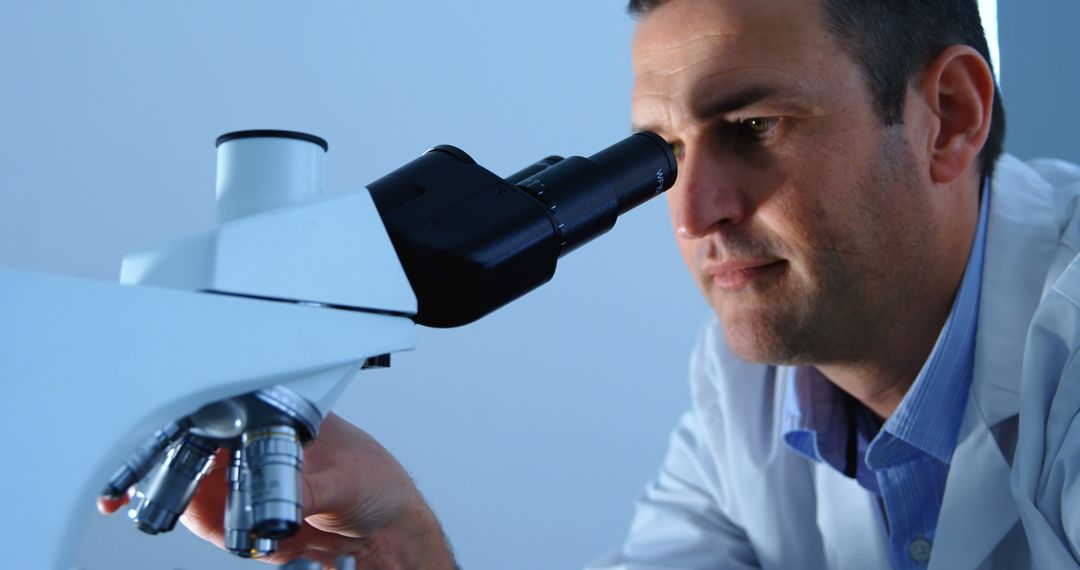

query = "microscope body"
[
  {"left": 0, "top": 132, "right": 417, "bottom": 569},
  {"left": 0, "top": 129, "right": 676, "bottom": 569}
]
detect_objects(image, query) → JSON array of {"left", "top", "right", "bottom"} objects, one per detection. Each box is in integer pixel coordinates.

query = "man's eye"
[{"left": 739, "top": 117, "right": 780, "bottom": 138}]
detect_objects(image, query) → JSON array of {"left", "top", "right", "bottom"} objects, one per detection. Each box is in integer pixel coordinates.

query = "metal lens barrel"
[
  {"left": 130, "top": 434, "right": 217, "bottom": 534},
  {"left": 102, "top": 420, "right": 186, "bottom": 500},
  {"left": 244, "top": 425, "right": 304, "bottom": 539},
  {"left": 225, "top": 448, "right": 277, "bottom": 557}
]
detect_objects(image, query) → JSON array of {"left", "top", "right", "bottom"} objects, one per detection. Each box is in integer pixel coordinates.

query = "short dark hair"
[{"left": 627, "top": 0, "right": 1006, "bottom": 179}]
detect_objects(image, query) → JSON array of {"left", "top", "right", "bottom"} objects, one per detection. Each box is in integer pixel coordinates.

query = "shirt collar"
[
  {"left": 782, "top": 181, "right": 991, "bottom": 470},
  {"left": 781, "top": 365, "right": 852, "bottom": 471},
  {"left": 868, "top": 186, "right": 990, "bottom": 466}
]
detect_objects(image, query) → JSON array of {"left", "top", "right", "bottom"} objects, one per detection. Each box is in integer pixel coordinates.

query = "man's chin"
[{"left": 716, "top": 309, "right": 812, "bottom": 365}]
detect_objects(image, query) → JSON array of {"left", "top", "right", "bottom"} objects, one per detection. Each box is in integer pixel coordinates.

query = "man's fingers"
[
  {"left": 263, "top": 548, "right": 341, "bottom": 568},
  {"left": 178, "top": 447, "right": 232, "bottom": 546},
  {"left": 96, "top": 494, "right": 128, "bottom": 515},
  {"left": 301, "top": 470, "right": 316, "bottom": 514},
  {"left": 97, "top": 485, "right": 135, "bottom": 515},
  {"left": 259, "top": 520, "right": 374, "bottom": 567}
]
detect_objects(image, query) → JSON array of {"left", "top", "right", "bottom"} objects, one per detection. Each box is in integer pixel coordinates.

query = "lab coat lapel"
[
  {"left": 930, "top": 155, "right": 1061, "bottom": 568},
  {"left": 813, "top": 464, "right": 893, "bottom": 569},
  {"left": 929, "top": 398, "right": 1017, "bottom": 569}
]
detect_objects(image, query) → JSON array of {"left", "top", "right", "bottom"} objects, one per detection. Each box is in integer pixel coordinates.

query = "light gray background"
[
  {"left": 998, "top": 0, "right": 1080, "bottom": 165},
  {"left": 0, "top": 1, "right": 1074, "bottom": 569}
]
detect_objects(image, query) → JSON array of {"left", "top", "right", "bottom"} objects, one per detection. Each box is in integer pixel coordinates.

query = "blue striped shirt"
[{"left": 781, "top": 187, "right": 989, "bottom": 569}]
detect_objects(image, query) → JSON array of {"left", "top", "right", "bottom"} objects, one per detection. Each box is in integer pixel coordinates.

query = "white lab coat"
[{"left": 589, "top": 154, "right": 1080, "bottom": 570}]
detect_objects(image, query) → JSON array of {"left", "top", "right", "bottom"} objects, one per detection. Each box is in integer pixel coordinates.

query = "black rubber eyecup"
[{"left": 633, "top": 130, "right": 678, "bottom": 182}]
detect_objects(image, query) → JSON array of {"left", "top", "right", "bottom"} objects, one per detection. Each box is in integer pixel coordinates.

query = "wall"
[
  {"left": 0, "top": 2, "right": 705, "bottom": 569},
  {"left": 998, "top": 0, "right": 1080, "bottom": 164}
]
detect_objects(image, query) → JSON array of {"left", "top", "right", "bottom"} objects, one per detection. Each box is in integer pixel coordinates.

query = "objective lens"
[
  {"left": 130, "top": 434, "right": 217, "bottom": 535},
  {"left": 225, "top": 449, "right": 278, "bottom": 557},
  {"left": 244, "top": 425, "right": 304, "bottom": 539},
  {"left": 224, "top": 449, "right": 251, "bottom": 553},
  {"left": 102, "top": 420, "right": 186, "bottom": 500}
]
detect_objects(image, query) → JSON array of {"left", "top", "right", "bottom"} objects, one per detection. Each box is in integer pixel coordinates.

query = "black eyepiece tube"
[
  {"left": 504, "top": 156, "right": 564, "bottom": 185},
  {"left": 366, "top": 130, "right": 677, "bottom": 328},
  {"left": 588, "top": 131, "right": 677, "bottom": 215},
  {"left": 513, "top": 130, "right": 678, "bottom": 256}
]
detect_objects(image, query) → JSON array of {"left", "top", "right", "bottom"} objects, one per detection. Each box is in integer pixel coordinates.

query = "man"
[{"left": 104, "top": 0, "right": 1080, "bottom": 568}]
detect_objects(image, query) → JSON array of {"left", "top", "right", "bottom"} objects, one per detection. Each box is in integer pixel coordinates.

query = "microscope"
[{"left": 0, "top": 128, "right": 675, "bottom": 569}]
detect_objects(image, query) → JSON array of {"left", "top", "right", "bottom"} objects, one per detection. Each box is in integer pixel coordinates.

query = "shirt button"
[{"left": 909, "top": 537, "right": 932, "bottom": 563}]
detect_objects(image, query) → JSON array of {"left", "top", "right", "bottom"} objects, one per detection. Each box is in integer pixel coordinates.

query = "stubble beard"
[
  {"left": 716, "top": 245, "right": 863, "bottom": 366},
  {"left": 715, "top": 126, "right": 929, "bottom": 367}
]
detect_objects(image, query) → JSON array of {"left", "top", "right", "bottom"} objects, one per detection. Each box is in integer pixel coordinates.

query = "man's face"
[{"left": 632, "top": 0, "right": 945, "bottom": 365}]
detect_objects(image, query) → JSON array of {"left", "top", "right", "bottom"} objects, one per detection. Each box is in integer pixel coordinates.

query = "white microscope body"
[
  {"left": 1, "top": 131, "right": 417, "bottom": 569},
  {"left": 0, "top": 128, "right": 676, "bottom": 569}
]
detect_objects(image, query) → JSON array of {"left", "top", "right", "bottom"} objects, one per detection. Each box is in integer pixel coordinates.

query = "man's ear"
[{"left": 917, "top": 45, "right": 996, "bottom": 184}]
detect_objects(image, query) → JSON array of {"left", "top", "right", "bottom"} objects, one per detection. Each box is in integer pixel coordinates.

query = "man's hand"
[{"left": 99, "top": 413, "right": 457, "bottom": 569}]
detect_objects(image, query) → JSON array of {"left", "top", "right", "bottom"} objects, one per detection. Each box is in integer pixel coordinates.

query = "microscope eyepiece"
[
  {"left": 513, "top": 131, "right": 678, "bottom": 256},
  {"left": 367, "top": 130, "right": 678, "bottom": 327},
  {"left": 584, "top": 131, "right": 677, "bottom": 216}
]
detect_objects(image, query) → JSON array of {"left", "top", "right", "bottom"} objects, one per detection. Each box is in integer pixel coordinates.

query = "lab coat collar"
[
  {"left": 930, "top": 395, "right": 1020, "bottom": 569},
  {"left": 929, "top": 155, "right": 1060, "bottom": 568},
  {"left": 970, "top": 154, "right": 1060, "bottom": 429}
]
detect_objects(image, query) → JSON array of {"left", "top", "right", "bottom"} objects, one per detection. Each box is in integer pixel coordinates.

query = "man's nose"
[{"left": 668, "top": 145, "right": 747, "bottom": 239}]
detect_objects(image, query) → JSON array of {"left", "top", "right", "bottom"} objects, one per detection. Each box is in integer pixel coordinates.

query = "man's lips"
[{"left": 702, "top": 259, "right": 786, "bottom": 289}]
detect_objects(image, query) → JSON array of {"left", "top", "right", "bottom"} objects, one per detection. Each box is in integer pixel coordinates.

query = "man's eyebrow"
[
  {"left": 696, "top": 84, "right": 780, "bottom": 117},
  {"left": 631, "top": 84, "right": 782, "bottom": 135}
]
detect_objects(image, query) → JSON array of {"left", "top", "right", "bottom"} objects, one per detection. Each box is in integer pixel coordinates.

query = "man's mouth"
[{"left": 703, "top": 259, "right": 787, "bottom": 289}]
